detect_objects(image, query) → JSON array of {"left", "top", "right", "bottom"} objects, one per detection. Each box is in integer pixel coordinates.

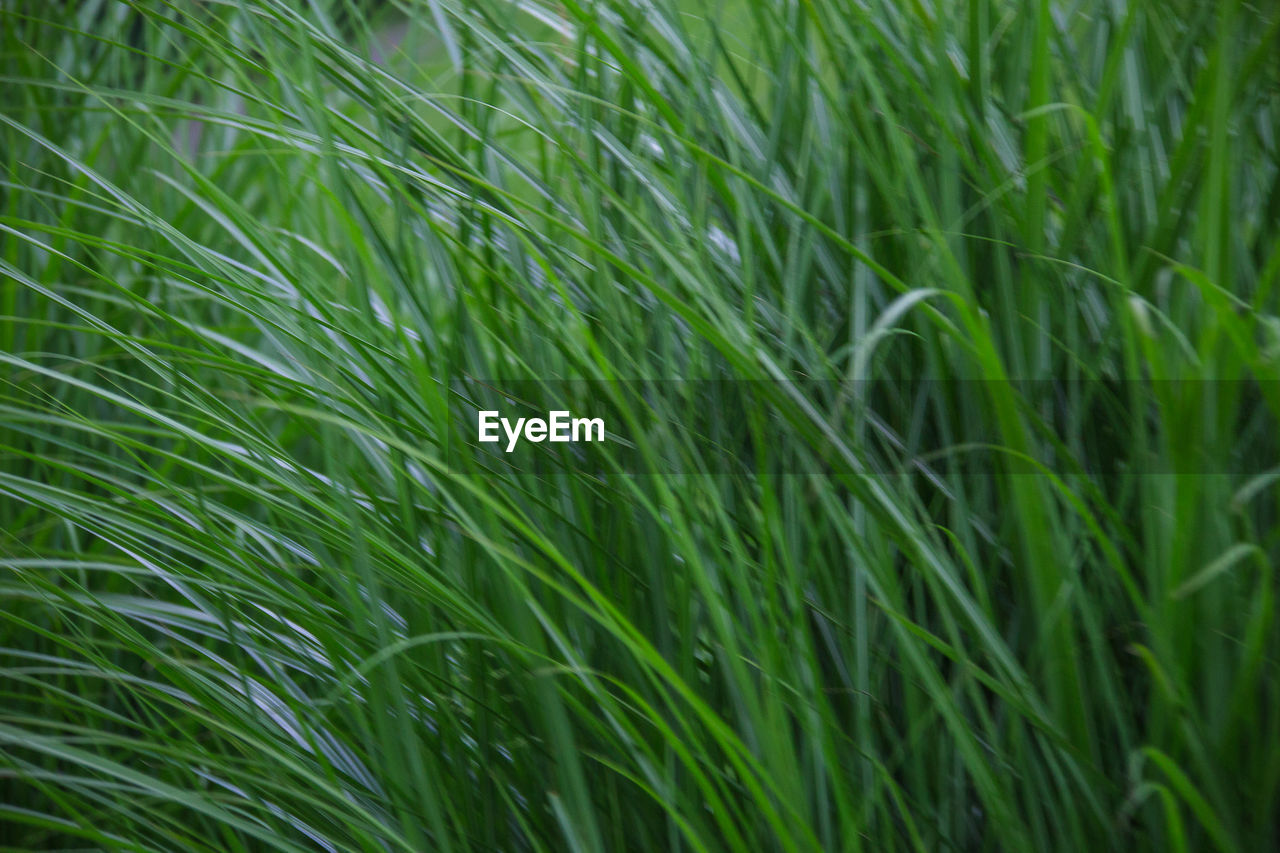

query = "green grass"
[{"left": 2, "top": 0, "right": 1279, "bottom": 849}]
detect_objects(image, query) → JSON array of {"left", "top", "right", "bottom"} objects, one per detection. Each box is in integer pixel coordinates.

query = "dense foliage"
[{"left": 3, "top": 0, "right": 1279, "bottom": 849}]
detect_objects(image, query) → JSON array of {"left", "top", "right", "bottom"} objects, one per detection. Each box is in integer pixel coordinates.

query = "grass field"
[{"left": 2, "top": 0, "right": 1279, "bottom": 849}]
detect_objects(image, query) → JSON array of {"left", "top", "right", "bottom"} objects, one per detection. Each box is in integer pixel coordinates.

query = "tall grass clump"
[{"left": 2, "top": 0, "right": 1279, "bottom": 849}]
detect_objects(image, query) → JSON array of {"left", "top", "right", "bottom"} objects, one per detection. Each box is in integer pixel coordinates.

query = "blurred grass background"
[{"left": 2, "top": 0, "right": 1279, "bottom": 849}]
